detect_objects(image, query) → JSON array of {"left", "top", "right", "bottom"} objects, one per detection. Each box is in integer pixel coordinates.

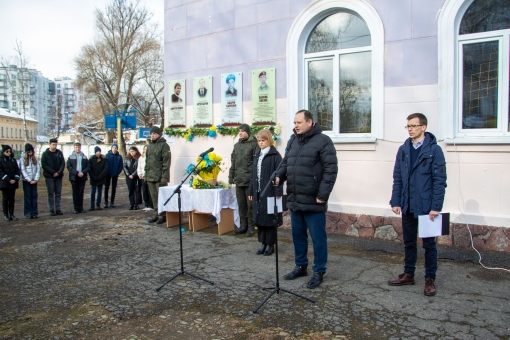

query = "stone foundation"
[{"left": 280, "top": 211, "right": 510, "bottom": 252}]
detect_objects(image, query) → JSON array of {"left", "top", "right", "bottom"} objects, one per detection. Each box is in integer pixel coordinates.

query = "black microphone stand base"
[
  {"left": 156, "top": 269, "right": 214, "bottom": 292},
  {"left": 253, "top": 282, "right": 316, "bottom": 313}
]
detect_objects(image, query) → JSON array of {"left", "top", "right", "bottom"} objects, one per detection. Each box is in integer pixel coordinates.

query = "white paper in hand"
[
  {"left": 418, "top": 214, "right": 443, "bottom": 238},
  {"left": 267, "top": 197, "right": 283, "bottom": 214}
]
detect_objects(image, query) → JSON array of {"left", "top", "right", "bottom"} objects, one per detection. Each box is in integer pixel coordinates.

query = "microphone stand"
[
  {"left": 156, "top": 158, "right": 214, "bottom": 292},
  {"left": 252, "top": 145, "right": 315, "bottom": 313}
]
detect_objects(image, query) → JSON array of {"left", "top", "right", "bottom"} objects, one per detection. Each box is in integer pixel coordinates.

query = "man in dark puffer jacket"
[{"left": 275, "top": 110, "right": 338, "bottom": 289}]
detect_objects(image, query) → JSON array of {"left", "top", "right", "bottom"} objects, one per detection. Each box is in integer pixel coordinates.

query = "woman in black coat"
[
  {"left": 123, "top": 146, "right": 142, "bottom": 210},
  {"left": 88, "top": 146, "right": 108, "bottom": 210},
  {"left": 0, "top": 145, "right": 21, "bottom": 221},
  {"left": 248, "top": 130, "right": 283, "bottom": 256}
]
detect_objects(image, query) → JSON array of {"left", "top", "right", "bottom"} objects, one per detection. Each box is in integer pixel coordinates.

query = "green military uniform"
[
  {"left": 145, "top": 130, "right": 171, "bottom": 221},
  {"left": 229, "top": 124, "right": 259, "bottom": 235}
]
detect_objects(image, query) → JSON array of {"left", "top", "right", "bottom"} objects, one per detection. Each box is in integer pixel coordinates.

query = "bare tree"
[
  {"left": 0, "top": 40, "right": 33, "bottom": 142},
  {"left": 74, "top": 0, "right": 162, "bottom": 155}
]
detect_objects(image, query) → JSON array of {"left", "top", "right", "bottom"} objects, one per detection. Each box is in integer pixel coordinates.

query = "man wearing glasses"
[{"left": 389, "top": 113, "right": 447, "bottom": 297}]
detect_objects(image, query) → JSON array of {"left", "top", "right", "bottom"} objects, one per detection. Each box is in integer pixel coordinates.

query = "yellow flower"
[
  {"left": 210, "top": 125, "right": 217, "bottom": 131},
  {"left": 275, "top": 124, "right": 281, "bottom": 134}
]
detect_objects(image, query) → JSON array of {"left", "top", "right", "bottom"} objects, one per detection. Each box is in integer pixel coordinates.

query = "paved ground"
[{"left": 0, "top": 182, "right": 509, "bottom": 339}]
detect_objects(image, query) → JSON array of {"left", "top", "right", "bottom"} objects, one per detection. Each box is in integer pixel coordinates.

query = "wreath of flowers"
[{"left": 164, "top": 124, "right": 281, "bottom": 142}]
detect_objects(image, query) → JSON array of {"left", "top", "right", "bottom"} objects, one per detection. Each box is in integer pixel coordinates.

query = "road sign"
[
  {"left": 139, "top": 128, "right": 150, "bottom": 138},
  {"left": 104, "top": 110, "right": 137, "bottom": 129}
]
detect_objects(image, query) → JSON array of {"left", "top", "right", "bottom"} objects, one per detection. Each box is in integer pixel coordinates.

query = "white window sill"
[
  {"left": 444, "top": 137, "right": 510, "bottom": 145},
  {"left": 328, "top": 136, "right": 377, "bottom": 151}
]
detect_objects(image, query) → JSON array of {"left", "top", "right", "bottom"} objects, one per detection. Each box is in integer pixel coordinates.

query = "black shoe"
[
  {"left": 306, "top": 272, "right": 324, "bottom": 289},
  {"left": 56, "top": 211, "right": 63, "bottom": 215},
  {"left": 156, "top": 217, "right": 167, "bottom": 225},
  {"left": 234, "top": 226, "right": 248, "bottom": 234},
  {"left": 50, "top": 211, "right": 56, "bottom": 216},
  {"left": 89, "top": 207, "right": 95, "bottom": 211},
  {"left": 96, "top": 206, "right": 102, "bottom": 210},
  {"left": 283, "top": 266, "right": 308, "bottom": 280},
  {"left": 134, "top": 205, "right": 139, "bottom": 210},
  {"left": 4, "top": 215, "right": 10, "bottom": 221},
  {"left": 104, "top": 203, "right": 109, "bottom": 209},
  {"left": 263, "top": 244, "right": 274, "bottom": 256},
  {"left": 80, "top": 209, "right": 86, "bottom": 213},
  {"left": 129, "top": 205, "right": 134, "bottom": 210},
  {"left": 10, "top": 215, "right": 18, "bottom": 221},
  {"left": 74, "top": 210, "right": 79, "bottom": 214},
  {"left": 147, "top": 216, "right": 159, "bottom": 223},
  {"left": 110, "top": 203, "right": 115, "bottom": 208},
  {"left": 32, "top": 215, "right": 38, "bottom": 219},
  {"left": 256, "top": 244, "right": 267, "bottom": 255},
  {"left": 246, "top": 228, "right": 255, "bottom": 237}
]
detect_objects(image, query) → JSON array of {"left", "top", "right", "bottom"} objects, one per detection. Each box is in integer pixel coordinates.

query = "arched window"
[
  {"left": 287, "top": 0, "right": 384, "bottom": 141},
  {"left": 305, "top": 12, "right": 372, "bottom": 134},
  {"left": 458, "top": 0, "right": 510, "bottom": 134},
  {"left": 440, "top": 0, "right": 510, "bottom": 141}
]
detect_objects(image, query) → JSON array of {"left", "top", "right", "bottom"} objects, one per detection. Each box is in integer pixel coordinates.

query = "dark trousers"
[
  {"left": 258, "top": 226, "right": 276, "bottom": 245},
  {"left": 22, "top": 181, "right": 38, "bottom": 217},
  {"left": 290, "top": 210, "right": 327, "bottom": 273},
  {"left": 235, "top": 185, "right": 253, "bottom": 229},
  {"left": 141, "top": 180, "right": 153, "bottom": 208},
  {"left": 45, "top": 177, "right": 62, "bottom": 213},
  {"left": 126, "top": 176, "right": 142, "bottom": 206},
  {"left": 104, "top": 175, "right": 119, "bottom": 204},
  {"left": 1, "top": 188, "right": 16, "bottom": 216},
  {"left": 70, "top": 180, "right": 86, "bottom": 211},
  {"left": 90, "top": 185, "right": 103, "bottom": 207},
  {"left": 402, "top": 212, "right": 438, "bottom": 279},
  {"left": 147, "top": 181, "right": 164, "bottom": 217}
]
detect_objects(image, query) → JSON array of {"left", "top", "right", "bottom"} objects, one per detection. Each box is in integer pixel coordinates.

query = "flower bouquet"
[{"left": 186, "top": 152, "right": 226, "bottom": 189}]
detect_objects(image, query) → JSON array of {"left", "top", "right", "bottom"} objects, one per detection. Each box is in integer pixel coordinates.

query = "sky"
[{"left": 0, "top": 0, "right": 164, "bottom": 80}]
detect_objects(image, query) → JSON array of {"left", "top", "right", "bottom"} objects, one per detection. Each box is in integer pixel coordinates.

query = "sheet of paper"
[
  {"left": 267, "top": 197, "right": 283, "bottom": 214},
  {"left": 418, "top": 214, "right": 443, "bottom": 238}
]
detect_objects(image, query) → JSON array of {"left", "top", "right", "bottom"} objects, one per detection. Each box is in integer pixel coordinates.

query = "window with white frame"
[
  {"left": 287, "top": 0, "right": 384, "bottom": 141},
  {"left": 304, "top": 12, "right": 372, "bottom": 134},
  {"left": 457, "top": 0, "right": 510, "bottom": 136}
]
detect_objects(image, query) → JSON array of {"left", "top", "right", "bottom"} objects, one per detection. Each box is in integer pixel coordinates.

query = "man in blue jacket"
[
  {"left": 104, "top": 143, "right": 123, "bottom": 208},
  {"left": 389, "top": 113, "right": 447, "bottom": 297}
]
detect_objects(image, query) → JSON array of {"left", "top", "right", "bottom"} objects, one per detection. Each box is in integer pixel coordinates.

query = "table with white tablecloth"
[{"left": 158, "top": 184, "right": 240, "bottom": 235}]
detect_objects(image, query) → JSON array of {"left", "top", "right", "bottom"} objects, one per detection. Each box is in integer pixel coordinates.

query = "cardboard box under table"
[{"left": 158, "top": 185, "right": 240, "bottom": 235}]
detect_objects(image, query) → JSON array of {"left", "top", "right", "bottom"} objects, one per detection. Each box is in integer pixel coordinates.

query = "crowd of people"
[{"left": 0, "top": 126, "right": 167, "bottom": 224}]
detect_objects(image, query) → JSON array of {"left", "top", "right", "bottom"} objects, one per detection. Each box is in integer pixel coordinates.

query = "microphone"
[{"left": 199, "top": 147, "right": 214, "bottom": 158}]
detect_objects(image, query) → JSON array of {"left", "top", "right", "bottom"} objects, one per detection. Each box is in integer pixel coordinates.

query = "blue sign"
[
  {"left": 139, "top": 128, "right": 150, "bottom": 138},
  {"left": 104, "top": 110, "right": 137, "bottom": 129}
]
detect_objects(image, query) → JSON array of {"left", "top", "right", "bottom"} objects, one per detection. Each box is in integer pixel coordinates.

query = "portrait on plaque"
[
  {"left": 193, "top": 76, "right": 213, "bottom": 127},
  {"left": 252, "top": 68, "right": 276, "bottom": 125},
  {"left": 221, "top": 72, "right": 243, "bottom": 126},
  {"left": 167, "top": 79, "right": 186, "bottom": 127}
]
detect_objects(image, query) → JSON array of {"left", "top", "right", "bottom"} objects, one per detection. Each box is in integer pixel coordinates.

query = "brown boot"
[
  {"left": 424, "top": 278, "right": 436, "bottom": 296},
  {"left": 388, "top": 273, "right": 415, "bottom": 286}
]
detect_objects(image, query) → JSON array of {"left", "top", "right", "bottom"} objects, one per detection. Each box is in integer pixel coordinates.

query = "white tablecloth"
[{"left": 159, "top": 184, "right": 240, "bottom": 227}]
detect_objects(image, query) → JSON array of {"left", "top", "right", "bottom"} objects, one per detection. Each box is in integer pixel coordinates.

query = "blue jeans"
[
  {"left": 402, "top": 212, "right": 438, "bottom": 279},
  {"left": 22, "top": 181, "right": 38, "bottom": 217},
  {"left": 289, "top": 210, "right": 327, "bottom": 273},
  {"left": 90, "top": 185, "right": 103, "bottom": 207}
]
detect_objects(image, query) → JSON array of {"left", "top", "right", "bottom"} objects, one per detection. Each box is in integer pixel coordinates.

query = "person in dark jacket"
[
  {"left": 124, "top": 146, "right": 142, "bottom": 210},
  {"left": 40, "top": 138, "right": 65, "bottom": 216},
  {"left": 66, "top": 142, "right": 90, "bottom": 214},
  {"left": 0, "top": 145, "right": 21, "bottom": 221},
  {"left": 88, "top": 146, "right": 108, "bottom": 211},
  {"left": 20, "top": 143, "right": 41, "bottom": 219},
  {"left": 145, "top": 126, "right": 171, "bottom": 224},
  {"left": 228, "top": 123, "right": 259, "bottom": 236},
  {"left": 104, "top": 143, "right": 123, "bottom": 208},
  {"left": 275, "top": 110, "right": 338, "bottom": 289},
  {"left": 248, "top": 130, "right": 283, "bottom": 256},
  {"left": 388, "top": 113, "right": 447, "bottom": 297}
]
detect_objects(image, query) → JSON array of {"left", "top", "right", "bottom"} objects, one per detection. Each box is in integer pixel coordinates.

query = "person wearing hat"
[
  {"left": 225, "top": 74, "right": 237, "bottom": 97},
  {"left": 258, "top": 71, "right": 269, "bottom": 91},
  {"left": 123, "top": 146, "right": 142, "bottom": 210},
  {"left": 228, "top": 123, "right": 259, "bottom": 236},
  {"left": 66, "top": 142, "right": 90, "bottom": 214},
  {"left": 41, "top": 138, "right": 65, "bottom": 216},
  {"left": 145, "top": 126, "right": 170, "bottom": 224},
  {"left": 20, "top": 143, "right": 41, "bottom": 219},
  {"left": 104, "top": 143, "right": 123, "bottom": 208},
  {"left": 0, "top": 145, "right": 21, "bottom": 221},
  {"left": 88, "top": 146, "right": 108, "bottom": 211}
]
